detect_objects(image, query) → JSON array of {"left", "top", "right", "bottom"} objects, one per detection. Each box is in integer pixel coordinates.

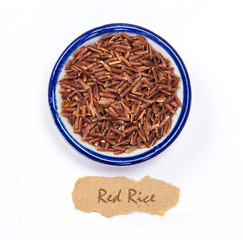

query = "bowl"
[{"left": 48, "top": 23, "right": 191, "bottom": 166}]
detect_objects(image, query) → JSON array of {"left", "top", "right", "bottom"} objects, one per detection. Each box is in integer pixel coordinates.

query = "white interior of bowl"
[{"left": 55, "top": 32, "right": 183, "bottom": 157}]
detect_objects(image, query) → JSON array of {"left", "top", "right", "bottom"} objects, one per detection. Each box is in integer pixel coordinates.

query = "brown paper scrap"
[{"left": 72, "top": 176, "right": 180, "bottom": 217}]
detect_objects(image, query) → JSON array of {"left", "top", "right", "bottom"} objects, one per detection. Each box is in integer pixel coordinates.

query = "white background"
[{"left": 1, "top": 0, "right": 243, "bottom": 239}]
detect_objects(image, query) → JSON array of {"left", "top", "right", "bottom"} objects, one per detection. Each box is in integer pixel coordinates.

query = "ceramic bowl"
[{"left": 48, "top": 23, "right": 191, "bottom": 166}]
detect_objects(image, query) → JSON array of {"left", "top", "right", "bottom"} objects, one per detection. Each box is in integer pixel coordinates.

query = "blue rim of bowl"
[{"left": 48, "top": 23, "right": 191, "bottom": 166}]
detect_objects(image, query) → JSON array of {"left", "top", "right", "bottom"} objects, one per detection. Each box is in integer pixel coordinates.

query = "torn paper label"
[{"left": 72, "top": 176, "right": 180, "bottom": 217}]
